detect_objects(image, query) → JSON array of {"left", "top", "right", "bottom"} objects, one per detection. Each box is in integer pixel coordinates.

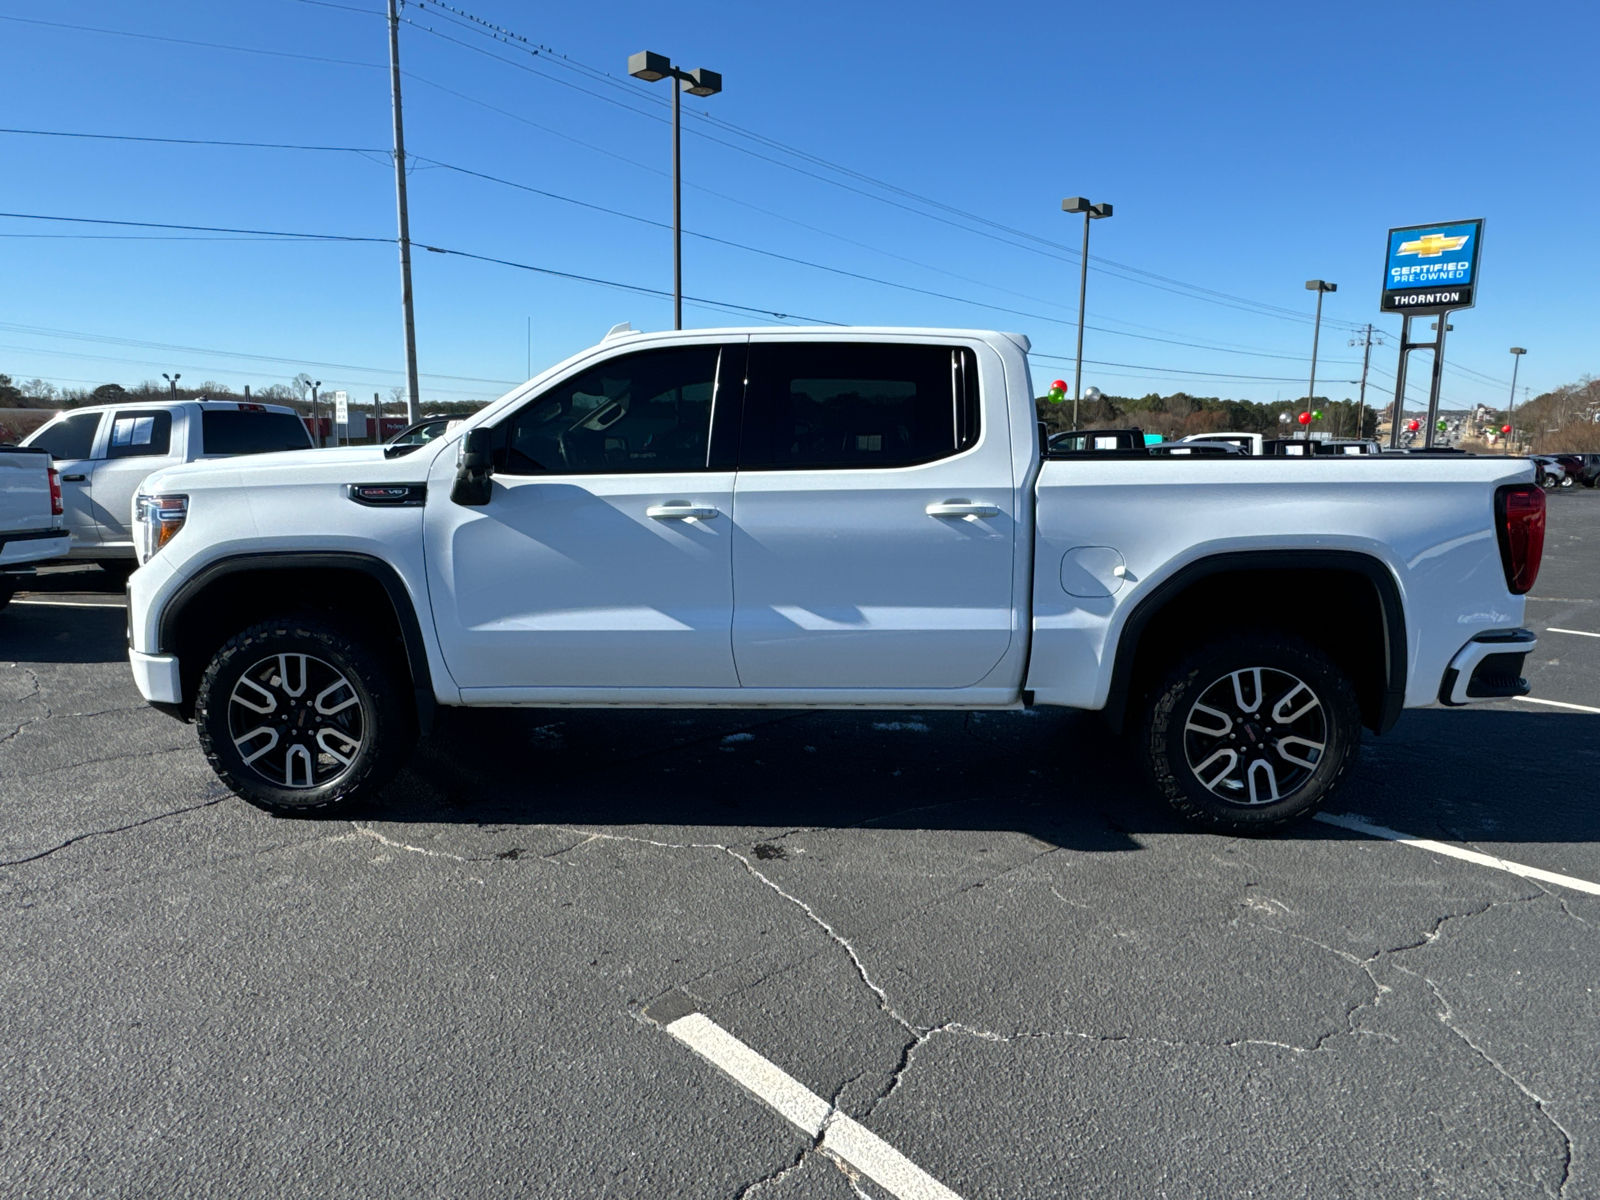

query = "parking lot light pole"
[
  {"left": 1304, "top": 280, "right": 1336, "bottom": 446},
  {"left": 310, "top": 381, "right": 323, "bottom": 448},
  {"left": 1061, "top": 197, "right": 1112, "bottom": 431},
  {"left": 1506, "top": 347, "right": 1527, "bottom": 455},
  {"left": 162, "top": 372, "right": 180, "bottom": 401},
  {"left": 628, "top": 51, "right": 723, "bottom": 331}
]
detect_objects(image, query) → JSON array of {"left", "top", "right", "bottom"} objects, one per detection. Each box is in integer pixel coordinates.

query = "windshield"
[{"left": 389, "top": 418, "right": 451, "bottom": 446}]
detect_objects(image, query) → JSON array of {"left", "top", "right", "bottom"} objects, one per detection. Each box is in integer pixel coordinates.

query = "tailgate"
[{"left": 0, "top": 448, "right": 58, "bottom": 535}]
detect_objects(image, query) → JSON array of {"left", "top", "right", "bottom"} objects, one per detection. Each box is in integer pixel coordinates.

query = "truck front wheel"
[
  {"left": 196, "top": 617, "right": 410, "bottom": 816},
  {"left": 1141, "top": 633, "right": 1361, "bottom": 833}
]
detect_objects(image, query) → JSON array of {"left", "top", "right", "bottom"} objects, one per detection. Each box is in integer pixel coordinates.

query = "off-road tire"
[
  {"left": 1141, "top": 632, "right": 1361, "bottom": 834},
  {"left": 196, "top": 616, "right": 410, "bottom": 816}
]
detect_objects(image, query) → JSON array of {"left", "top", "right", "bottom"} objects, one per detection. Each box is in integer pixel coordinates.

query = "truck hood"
[{"left": 140, "top": 442, "right": 449, "bottom": 494}]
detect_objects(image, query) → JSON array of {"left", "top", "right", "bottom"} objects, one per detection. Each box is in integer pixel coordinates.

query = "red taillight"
[
  {"left": 48, "top": 467, "right": 63, "bottom": 516},
  {"left": 1495, "top": 483, "right": 1545, "bottom": 595}
]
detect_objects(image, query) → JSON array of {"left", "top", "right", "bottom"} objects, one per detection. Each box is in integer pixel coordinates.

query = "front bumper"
[
  {"left": 128, "top": 650, "right": 182, "bottom": 704},
  {"left": 1438, "top": 629, "right": 1536, "bottom": 706}
]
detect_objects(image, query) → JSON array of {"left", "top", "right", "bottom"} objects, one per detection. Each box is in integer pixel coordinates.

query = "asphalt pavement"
[{"left": 3, "top": 492, "right": 1598, "bottom": 1199}]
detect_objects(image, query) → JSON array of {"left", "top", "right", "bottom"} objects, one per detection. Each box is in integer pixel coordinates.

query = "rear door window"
[
  {"left": 201, "top": 410, "right": 312, "bottom": 455},
  {"left": 106, "top": 410, "right": 173, "bottom": 458},
  {"left": 739, "top": 342, "right": 979, "bottom": 469},
  {"left": 28, "top": 411, "right": 101, "bottom": 460}
]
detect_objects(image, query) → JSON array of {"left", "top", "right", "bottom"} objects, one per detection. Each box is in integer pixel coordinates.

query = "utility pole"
[
  {"left": 1506, "top": 347, "right": 1526, "bottom": 455},
  {"left": 1350, "top": 324, "right": 1378, "bottom": 441},
  {"left": 388, "top": 0, "right": 421, "bottom": 424},
  {"left": 310, "top": 381, "right": 323, "bottom": 448}
]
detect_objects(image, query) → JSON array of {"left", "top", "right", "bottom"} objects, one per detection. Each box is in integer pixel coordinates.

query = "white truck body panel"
[
  {"left": 1028, "top": 457, "right": 1529, "bottom": 710},
  {"left": 0, "top": 447, "right": 70, "bottom": 568},
  {"left": 125, "top": 327, "right": 1536, "bottom": 727},
  {"left": 23, "top": 401, "right": 308, "bottom": 560}
]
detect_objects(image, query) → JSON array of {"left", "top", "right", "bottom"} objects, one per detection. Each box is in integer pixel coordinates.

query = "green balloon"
[
  {"left": 1047, "top": 389, "right": 1065, "bottom": 404},
  {"left": 1311, "top": 409, "right": 1323, "bottom": 420}
]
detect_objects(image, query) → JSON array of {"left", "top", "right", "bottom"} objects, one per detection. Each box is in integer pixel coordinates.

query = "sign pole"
[
  {"left": 1387, "top": 315, "right": 1412, "bottom": 449},
  {"left": 1422, "top": 316, "right": 1450, "bottom": 450}
]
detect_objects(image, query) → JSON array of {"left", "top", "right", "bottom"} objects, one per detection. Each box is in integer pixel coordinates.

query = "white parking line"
[
  {"left": 11, "top": 598, "right": 125, "bottom": 609},
  {"left": 1545, "top": 627, "right": 1600, "bottom": 638},
  {"left": 1315, "top": 812, "right": 1600, "bottom": 896},
  {"left": 664, "top": 1011, "right": 963, "bottom": 1200},
  {"left": 1515, "top": 695, "right": 1600, "bottom": 715}
]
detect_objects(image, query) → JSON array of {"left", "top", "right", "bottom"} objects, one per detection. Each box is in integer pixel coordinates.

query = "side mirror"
[{"left": 451, "top": 427, "right": 495, "bottom": 506}]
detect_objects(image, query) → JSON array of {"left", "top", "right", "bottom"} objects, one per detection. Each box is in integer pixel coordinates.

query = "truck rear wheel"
[
  {"left": 196, "top": 617, "right": 410, "bottom": 816},
  {"left": 1140, "top": 632, "right": 1361, "bottom": 833}
]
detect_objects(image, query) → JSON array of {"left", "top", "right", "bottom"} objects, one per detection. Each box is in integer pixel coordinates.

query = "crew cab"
[
  {"left": 123, "top": 327, "right": 1546, "bottom": 832},
  {"left": 22, "top": 399, "right": 311, "bottom": 574},
  {"left": 0, "top": 444, "right": 70, "bottom": 608}
]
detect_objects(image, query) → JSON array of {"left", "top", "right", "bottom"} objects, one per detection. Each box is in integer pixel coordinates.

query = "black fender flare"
[
  {"left": 1101, "top": 549, "right": 1407, "bottom": 736},
  {"left": 158, "top": 551, "right": 437, "bottom": 734}
]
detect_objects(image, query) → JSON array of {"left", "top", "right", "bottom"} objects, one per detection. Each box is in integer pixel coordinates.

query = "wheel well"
[
  {"left": 1107, "top": 558, "right": 1404, "bottom": 736},
  {"left": 159, "top": 559, "right": 432, "bottom": 730}
]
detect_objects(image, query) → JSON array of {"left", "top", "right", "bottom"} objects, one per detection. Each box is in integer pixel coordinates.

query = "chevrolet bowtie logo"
[{"left": 1397, "top": 232, "right": 1470, "bottom": 258}]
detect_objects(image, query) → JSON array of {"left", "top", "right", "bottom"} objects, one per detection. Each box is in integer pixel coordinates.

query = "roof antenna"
[{"left": 604, "top": 322, "right": 633, "bottom": 340}]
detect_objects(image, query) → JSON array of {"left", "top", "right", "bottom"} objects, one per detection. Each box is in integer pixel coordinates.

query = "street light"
[
  {"left": 161, "top": 372, "right": 180, "bottom": 401},
  {"left": 1061, "top": 197, "right": 1112, "bottom": 431},
  {"left": 1507, "top": 347, "right": 1527, "bottom": 455},
  {"left": 310, "top": 380, "right": 323, "bottom": 448},
  {"left": 1304, "top": 280, "right": 1337, "bottom": 445},
  {"left": 629, "top": 50, "right": 723, "bottom": 331}
]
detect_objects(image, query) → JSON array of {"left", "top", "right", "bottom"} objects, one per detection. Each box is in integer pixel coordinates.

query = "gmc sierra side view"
[{"left": 123, "top": 327, "right": 1546, "bottom": 832}]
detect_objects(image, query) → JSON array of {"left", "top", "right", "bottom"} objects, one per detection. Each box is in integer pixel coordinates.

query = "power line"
[
  {"left": 0, "top": 126, "right": 386, "bottom": 154},
  {"left": 400, "top": 0, "right": 1376, "bottom": 333},
  {"left": 6, "top": 122, "right": 1366, "bottom": 368},
  {"left": 0, "top": 12, "right": 385, "bottom": 69},
  {"left": 0, "top": 211, "right": 834, "bottom": 325},
  {"left": 0, "top": 321, "right": 518, "bottom": 385}
]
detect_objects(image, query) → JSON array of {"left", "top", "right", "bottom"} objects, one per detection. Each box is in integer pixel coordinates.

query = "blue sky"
[{"left": 0, "top": 0, "right": 1592, "bottom": 412}]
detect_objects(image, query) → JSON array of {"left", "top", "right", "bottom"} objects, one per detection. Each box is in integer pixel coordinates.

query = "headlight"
[{"left": 135, "top": 494, "right": 188, "bottom": 563}]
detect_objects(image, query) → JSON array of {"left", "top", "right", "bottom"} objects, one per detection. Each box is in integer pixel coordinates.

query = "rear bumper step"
[{"left": 1439, "top": 629, "right": 1536, "bottom": 706}]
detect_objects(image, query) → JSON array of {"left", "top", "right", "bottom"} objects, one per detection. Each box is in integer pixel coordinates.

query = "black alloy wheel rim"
[
  {"left": 227, "top": 652, "right": 366, "bottom": 789},
  {"left": 1182, "top": 666, "right": 1327, "bottom": 806}
]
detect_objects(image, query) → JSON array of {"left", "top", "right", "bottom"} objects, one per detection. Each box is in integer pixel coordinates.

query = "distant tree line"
[
  {"left": 1036, "top": 389, "right": 1378, "bottom": 441},
  {"left": 1506, "top": 377, "right": 1600, "bottom": 453},
  {"left": 0, "top": 371, "right": 491, "bottom": 421}
]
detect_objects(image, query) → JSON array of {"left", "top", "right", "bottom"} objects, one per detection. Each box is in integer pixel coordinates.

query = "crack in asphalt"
[
  {"left": 1424, "top": 976, "right": 1576, "bottom": 1199},
  {"left": 0, "top": 795, "right": 226, "bottom": 867},
  {"left": 0, "top": 666, "right": 50, "bottom": 747},
  {"left": 333, "top": 816, "right": 1588, "bottom": 1198}
]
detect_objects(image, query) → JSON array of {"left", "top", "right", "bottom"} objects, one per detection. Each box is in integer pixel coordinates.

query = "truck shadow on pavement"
[
  {"left": 0, "top": 603, "right": 128, "bottom": 665},
  {"left": 366, "top": 704, "right": 1600, "bottom": 853}
]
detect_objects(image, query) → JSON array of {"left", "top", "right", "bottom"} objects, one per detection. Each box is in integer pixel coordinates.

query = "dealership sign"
[{"left": 1381, "top": 219, "right": 1483, "bottom": 313}]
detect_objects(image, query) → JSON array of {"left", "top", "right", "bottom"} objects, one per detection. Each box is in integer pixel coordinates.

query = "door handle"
[
  {"left": 62, "top": 474, "right": 88, "bottom": 482},
  {"left": 926, "top": 500, "right": 1000, "bottom": 518},
  {"left": 646, "top": 504, "right": 720, "bottom": 520}
]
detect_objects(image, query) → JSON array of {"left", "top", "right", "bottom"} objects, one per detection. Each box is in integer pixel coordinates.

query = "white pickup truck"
[
  {"left": 22, "top": 399, "right": 311, "bottom": 574},
  {"left": 0, "top": 444, "right": 70, "bottom": 607},
  {"left": 123, "top": 327, "right": 1546, "bottom": 831}
]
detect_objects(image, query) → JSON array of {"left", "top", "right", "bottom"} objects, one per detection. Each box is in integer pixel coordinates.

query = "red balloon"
[
  {"left": 1297, "top": 411, "right": 1312, "bottom": 425},
  {"left": 1051, "top": 380, "right": 1068, "bottom": 391},
  {"left": 1501, "top": 424, "right": 1512, "bottom": 434},
  {"left": 1406, "top": 419, "right": 1421, "bottom": 432}
]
